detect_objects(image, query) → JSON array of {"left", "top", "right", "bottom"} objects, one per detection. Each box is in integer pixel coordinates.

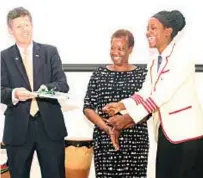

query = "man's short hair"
[{"left": 7, "top": 7, "right": 32, "bottom": 27}]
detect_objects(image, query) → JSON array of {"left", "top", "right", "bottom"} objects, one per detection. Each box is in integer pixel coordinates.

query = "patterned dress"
[{"left": 83, "top": 66, "right": 149, "bottom": 178}]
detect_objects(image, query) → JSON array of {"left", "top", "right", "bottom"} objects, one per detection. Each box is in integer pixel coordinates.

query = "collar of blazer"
[
  {"left": 150, "top": 41, "right": 176, "bottom": 92},
  {"left": 11, "top": 41, "right": 41, "bottom": 90}
]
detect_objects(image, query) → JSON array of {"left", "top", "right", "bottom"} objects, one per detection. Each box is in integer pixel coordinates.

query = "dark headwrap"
[{"left": 153, "top": 10, "right": 186, "bottom": 39}]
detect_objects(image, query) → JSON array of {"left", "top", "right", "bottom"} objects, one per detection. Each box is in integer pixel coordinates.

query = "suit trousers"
[
  {"left": 6, "top": 114, "right": 65, "bottom": 178},
  {"left": 156, "top": 126, "right": 203, "bottom": 178}
]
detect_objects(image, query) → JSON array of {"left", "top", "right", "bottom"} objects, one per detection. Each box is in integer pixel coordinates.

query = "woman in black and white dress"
[{"left": 83, "top": 29, "right": 149, "bottom": 178}]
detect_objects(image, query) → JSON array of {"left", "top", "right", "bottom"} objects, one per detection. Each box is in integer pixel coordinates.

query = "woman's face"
[
  {"left": 110, "top": 37, "right": 132, "bottom": 65},
  {"left": 146, "top": 17, "right": 172, "bottom": 51}
]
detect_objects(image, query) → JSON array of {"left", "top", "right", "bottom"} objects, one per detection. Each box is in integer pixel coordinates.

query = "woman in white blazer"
[{"left": 103, "top": 10, "right": 203, "bottom": 178}]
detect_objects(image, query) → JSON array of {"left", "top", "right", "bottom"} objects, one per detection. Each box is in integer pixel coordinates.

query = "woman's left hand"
[{"left": 105, "top": 126, "right": 120, "bottom": 151}]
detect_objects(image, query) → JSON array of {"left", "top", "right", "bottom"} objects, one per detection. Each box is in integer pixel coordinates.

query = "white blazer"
[{"left": 122, "top": 40, "right": 203, "bottom": 143}]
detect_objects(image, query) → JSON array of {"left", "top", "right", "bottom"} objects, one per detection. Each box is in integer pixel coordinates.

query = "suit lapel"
[
  {"left": 151, "top": 55, "right": 167, "bottom": 84},
  {"left": 11, "top": 45, "right": 31, "bottom": 88},
  {"left": 153, "top": 57, "right": 168, "bottom": 92},
  {"left": 153, "top": 43, "right": 176, "bottom": 92},
  {"left": 33, "top": 42, "right": 43, "bottom": 91},
  {"left": 157, "top": 57, "right": 167, "bottom": 76},
  {"left": 150, "top": 59, "right": 155, "bottom": 85}
]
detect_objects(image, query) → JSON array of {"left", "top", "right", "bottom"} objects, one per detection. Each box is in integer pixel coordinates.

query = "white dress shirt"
[{"left": 12, "top": 43, "right": 33, "bottom": 105}]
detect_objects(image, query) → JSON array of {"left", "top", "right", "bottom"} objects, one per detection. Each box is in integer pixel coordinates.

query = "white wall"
[{"left": 0, "top": 0, "right": 203, "bottom": 64}]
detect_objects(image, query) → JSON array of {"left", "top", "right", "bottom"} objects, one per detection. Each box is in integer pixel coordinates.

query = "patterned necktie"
[
  {"left": 22, "top": 50, "right": 39, "bottom": 116},
  {"left": 157, "top": 55, "right": 162, "bottom": 72}
]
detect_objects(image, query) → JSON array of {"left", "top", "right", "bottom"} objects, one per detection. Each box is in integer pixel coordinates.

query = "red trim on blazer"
[
  {"left": 150, "top": 59, "right": 155, "bottom": 85},
  {"left": 131, "top": 94, "right": 144, "bottom": 105},
  {"left": 142, "top": 100, "right": 153, "bottom": 113},
  {"left": 146, "top": 99, "right": 157, "bottom": 110},
  {"left": 169, "top": 106, "right": 192, "bottom": 115},
  {"left": 141, "top": 97, "right": 158, "bottom": 113},
  {"left": 154, "top": 43, "right": 176, "bottom": 92},
  {"left": 137, "top": 95, "right": 143, "bottom": 104},
  {"left": 141, "top": 101, "right": 151, "bottom": 114},
  {"left": 154, "top": 58, "right": 168, "bottom": 92},
  {"left": 158, "top": 110, "right": 203, "bottom": 144},
  {"left": 131, "top": 95, "right": 138, "bottom": 105},
  {"left": 161, "top": 69, "right": 170, "bottom": 74},
  {"left": 148, "top": 97, "right": 158, "bottom": 109}
]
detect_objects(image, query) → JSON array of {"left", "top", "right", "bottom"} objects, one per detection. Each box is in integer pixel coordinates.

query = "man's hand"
[
  {"left": 37, "top": 84, "right": 48, "bottom": 92},
  {"left": 103, "top": 102, "right": 125, "bottom": 116},
  {"left": 107, "top": 114, "right": 134, "bottom": 130},
  {"left": 15, "top": 88, "right": 33, "bottom": 101}
]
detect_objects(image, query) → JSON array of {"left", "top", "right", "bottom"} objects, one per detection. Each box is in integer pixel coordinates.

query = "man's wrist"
[
  {"left": 14, "top": 88, "right": 18, "bottom": 99},
  {"left": 12, "top": 88, "right": 20, "bottom": 105}
]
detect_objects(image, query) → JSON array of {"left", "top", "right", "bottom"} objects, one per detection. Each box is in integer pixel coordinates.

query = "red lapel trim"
[
  {"left": 150, "top": 59, "right": 155, "bottom": 86},
  {"left": 154, "top": 43, "right": 176, "bottom": 92},
  {"left": 161, "top": 69, "right": 170, "bottom": 74}
]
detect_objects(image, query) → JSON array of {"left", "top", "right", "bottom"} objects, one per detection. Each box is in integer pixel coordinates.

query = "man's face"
[{"left": 8, "top": 15, "right": 33, "bottom": 46}]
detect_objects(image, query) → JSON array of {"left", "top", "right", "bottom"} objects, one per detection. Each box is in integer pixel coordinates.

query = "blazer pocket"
[{"left": 169, "top": 105, "right": 192, "bottom": 115}]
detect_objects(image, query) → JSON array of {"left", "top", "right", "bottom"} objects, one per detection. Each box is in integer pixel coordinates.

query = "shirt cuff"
[
  {"left": 121, "top": 98, "right": 148, "bottom": 123},
  {"left": 12, "top": 88, "right": 19, "bottom": 105}
]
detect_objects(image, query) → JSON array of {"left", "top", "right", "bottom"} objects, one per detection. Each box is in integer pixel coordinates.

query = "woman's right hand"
[{"left": 104, "top": 126, "right": 120, "bottom": 151}]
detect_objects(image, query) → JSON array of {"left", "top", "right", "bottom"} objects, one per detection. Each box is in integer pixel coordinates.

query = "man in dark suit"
[{"left": 1, "top": 7, "right": 69, "bottom": 178}]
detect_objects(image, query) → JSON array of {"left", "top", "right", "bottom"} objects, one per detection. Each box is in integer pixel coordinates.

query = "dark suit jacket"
[{"left": 1, "top": 42, "right": 69, "bottom": 145}]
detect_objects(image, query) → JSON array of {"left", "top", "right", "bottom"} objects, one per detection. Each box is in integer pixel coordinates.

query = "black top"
[{"left": 84, "top": 65, "right": 147, "bottom": 120}]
